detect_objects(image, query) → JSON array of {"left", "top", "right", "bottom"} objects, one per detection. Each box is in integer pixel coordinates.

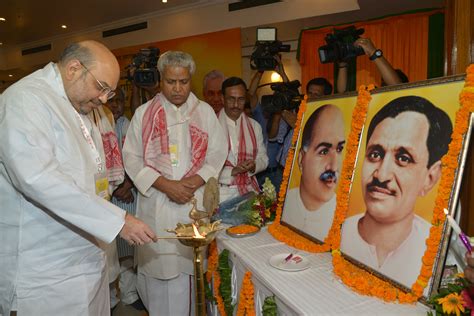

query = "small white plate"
[{"left": 269, "top": 253, "right": 310, "bottom": 272}]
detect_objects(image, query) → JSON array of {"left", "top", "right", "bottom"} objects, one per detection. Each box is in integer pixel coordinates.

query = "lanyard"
[{"left": 73, "top": 110, "right": 103, "bottom": 174}]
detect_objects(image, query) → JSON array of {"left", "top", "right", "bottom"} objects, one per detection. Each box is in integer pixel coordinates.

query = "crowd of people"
[{"left": 0, "top": 37, "right": 472, "bottom": 316}]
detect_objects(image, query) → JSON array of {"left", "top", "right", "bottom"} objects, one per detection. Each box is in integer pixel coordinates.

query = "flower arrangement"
[
  {"left": 427, "top": 275, "right": 474, "bottom": 316},
  {"left": 215, "top": 178, "right": 277, "bottom": 227}
]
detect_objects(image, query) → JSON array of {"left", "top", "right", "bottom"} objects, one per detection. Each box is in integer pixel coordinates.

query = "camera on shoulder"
[
  {"left": 250, "top": 27, "right": 291, "bottom": 71},
  {"left": 127, "top": 47, "right": 160, "bottom": 86},
  {"left": 318, "top": 26, "right": 365, "bottom": 64},
  {"left": 261, "top": 80, "right": 303, "bottom": 114}
]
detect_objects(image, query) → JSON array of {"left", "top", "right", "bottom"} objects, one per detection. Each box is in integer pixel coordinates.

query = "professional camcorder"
[
  {"left": 127, "top": 47, "right": 160, "bottom": 86},
  {"left": 250, "top": 27, "right": 291, "bottom": 71},
  {"left": 261, "top": 80, "right": 303, "bottom": 114},
  {"left": 318, "top": 26, "right": 365, "bottom": 63}
]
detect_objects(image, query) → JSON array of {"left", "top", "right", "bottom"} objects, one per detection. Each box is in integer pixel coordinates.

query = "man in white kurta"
[
  {"left": 123, "top": 51, "right": 227, "bottom": 316},
  {"left": 0, "top": 41, "right": 156, "bottom": 316},
  {"left": 217, "top": 77, "right": 268, "bottom": 203}
]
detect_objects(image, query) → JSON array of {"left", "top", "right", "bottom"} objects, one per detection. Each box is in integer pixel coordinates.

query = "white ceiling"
[{"left": 0, "top": 0, "right": 210, "bottom": 46}]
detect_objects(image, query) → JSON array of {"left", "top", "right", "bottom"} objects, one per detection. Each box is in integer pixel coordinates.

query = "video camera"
[
  {"left": 261, "top": 80, "right": 303, "bottom": 114},
  {"left": 318, "top": 26, "right": 365, "bottom": 64},
  {"left": 250, "top": 27, "right": 291, "bottom": 71},
  {"left": 127, "top": 47, "right": 160, "bottom": 86}
]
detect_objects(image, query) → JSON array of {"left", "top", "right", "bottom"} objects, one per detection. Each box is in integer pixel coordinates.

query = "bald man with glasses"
[{"left": 0, "top": 40, "right": 156, "bottom": 315}]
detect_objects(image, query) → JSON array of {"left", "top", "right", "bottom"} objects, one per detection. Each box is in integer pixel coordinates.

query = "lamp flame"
[{"left": 192, "top": 223, "right": 205, "bottom": 239}]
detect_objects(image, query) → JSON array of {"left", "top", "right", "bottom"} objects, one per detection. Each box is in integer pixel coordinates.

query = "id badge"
[
  {"left": 170, "top": 144, "right": 179, "bottom": 167},
  {"left": 95, "top": 173, "right": 110, "bottom": 200}
]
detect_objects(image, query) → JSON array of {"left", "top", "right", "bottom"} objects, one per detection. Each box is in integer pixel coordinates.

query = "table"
[{"left": 215, "top": 227, "right": 430, "bottom": 315}]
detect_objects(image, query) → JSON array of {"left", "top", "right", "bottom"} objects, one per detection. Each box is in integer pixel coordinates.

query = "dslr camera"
[
  {"left": 127, "top": 47, "right": 160, "bottom": 86},
  {"left": 250, "top": 27, "right": 291, "bottom": 71},
  {"left": 261, "top": 80, "right": 303, "bottom": 114},
  {"left": 318, "top": 26, "right": 365, "bottom": 63}
]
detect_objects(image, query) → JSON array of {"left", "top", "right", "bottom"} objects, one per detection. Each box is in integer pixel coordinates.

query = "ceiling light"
[
  {"left": 0, "top": 18, "right": 5, "bottom": 22},
  {"left": 8, "top": 74, "right": 13, "bottom": 77},
  {"left": 0, "top": 42, "right": 3, "bottom": 45},
  {"left": 162, "top": 0, "right": 167, "bottom": 3},
  {"left": 61, "top": 25, "right": 67, "bottom": 29}
]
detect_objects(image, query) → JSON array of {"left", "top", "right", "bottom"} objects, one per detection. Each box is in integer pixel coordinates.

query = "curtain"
[{"left": 298, "top": 9, "right": 444, "bottom": 92}]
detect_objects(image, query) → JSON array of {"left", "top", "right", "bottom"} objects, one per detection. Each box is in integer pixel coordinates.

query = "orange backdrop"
[
  {"left": 298, "top": 10, "right": 442, "bottom": 93},
  {"left": 111, "top": 28, "right": 242, "bottom": 116}
]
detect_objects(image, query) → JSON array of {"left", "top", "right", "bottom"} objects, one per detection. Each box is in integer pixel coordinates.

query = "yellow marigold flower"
[{"left": 437, "top": 293, "right": 466, "bottom": 316}]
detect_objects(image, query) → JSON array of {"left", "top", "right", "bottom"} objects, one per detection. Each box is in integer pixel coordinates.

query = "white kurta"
[
  {"left": 281, "top": 188, "right": 336, "bottom": 242},
  {"left": 340, "top": 213, "right": 431, "bottom": 291},
  {"left": 0, "top": 63, "right": 126, "bottom": 315},
  {"left": 123, "top": 94, "right": 227, "bottom": 279},
  {"left": 218, "top": 113, "right": 268, "bottom": 202}
]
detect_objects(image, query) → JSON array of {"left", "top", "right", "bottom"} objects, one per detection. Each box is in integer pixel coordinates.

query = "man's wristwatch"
[{"left": 369, "top": 49, "right": 383, "bottom": 61}]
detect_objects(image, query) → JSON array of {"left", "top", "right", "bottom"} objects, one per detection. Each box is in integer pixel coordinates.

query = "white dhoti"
[{"left": 137, "top": 272, "right": 194, "bottom": 316}]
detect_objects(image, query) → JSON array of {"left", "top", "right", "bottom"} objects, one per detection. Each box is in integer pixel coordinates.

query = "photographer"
[
  {"left": 128, "top": 47, "right": 161, "bottom": 114},
  {"left": 249, "top": 55, "right": 295, "bottom": 192},
  {"left": 336, "top": 37, "right": 408, "bottom": 93}
]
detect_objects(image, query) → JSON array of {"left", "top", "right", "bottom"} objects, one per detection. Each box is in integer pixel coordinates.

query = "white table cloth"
[{"left": 215, "top": 227, "right": 430, "bottom": 316}]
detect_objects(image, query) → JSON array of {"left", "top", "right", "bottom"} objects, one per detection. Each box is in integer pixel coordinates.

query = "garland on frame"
[
  {"left": 269, "top": 83, "right": 373, "bottom": 252},
  {"left": 332, "top": 64, "right": 474, "bottom": 303}
]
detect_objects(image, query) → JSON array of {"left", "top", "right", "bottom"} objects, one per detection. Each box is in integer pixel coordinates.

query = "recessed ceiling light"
[
  {"left": 0, "top": 42, "right": 3, "bottom": 45},
  {"left": 8, "top": 74, "right": 13, "bottom": 77},
  {"left": 162, "top": 0, "right": 167, "bottom": 3},
  {"left": 0, "top": 18, "right": 5, "bottom": 22},
  {"left": 61, "top": 25, "right": 67, "bottom": 29}
]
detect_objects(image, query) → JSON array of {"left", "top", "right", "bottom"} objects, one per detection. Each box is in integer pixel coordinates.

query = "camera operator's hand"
[
  {"left": 355, "top": 38, "right": 402, "bottom": 86},
  {"left": 281, "top": 110, "right": 297, "bottom": 129},
  {"left": 354, "top": 38, "right": 377, "bottom": 57}
]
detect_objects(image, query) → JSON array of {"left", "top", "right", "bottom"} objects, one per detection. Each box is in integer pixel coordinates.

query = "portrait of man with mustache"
[
  {"left": 341, "top": 95, "right": 453, "bottom": 290},
  {"left": 282, "top": 104, "right": 345, "bottom": 242}
]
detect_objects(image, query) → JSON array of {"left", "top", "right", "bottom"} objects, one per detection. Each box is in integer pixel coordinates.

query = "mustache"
[
  {"left": 320, "top": 170, "right": 337, "bottom": 182},
  {"left": 366, "top": 177, "right": 396, "bottom": 195}
]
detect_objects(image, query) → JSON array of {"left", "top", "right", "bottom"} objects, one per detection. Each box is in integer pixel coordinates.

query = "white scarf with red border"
[
  {"left": 142, "top": 92, "right": 208, "bottom": 179},
  {"left": 218, "top": 111, "right": 260, "bottom": 195}
]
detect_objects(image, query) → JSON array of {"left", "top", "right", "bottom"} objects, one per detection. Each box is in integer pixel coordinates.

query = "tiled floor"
[{"left": 112, "top": 301, "right": 148, "bottom": 316}]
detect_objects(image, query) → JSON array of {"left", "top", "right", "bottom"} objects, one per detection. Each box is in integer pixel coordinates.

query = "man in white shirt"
[
  {"left": 341, "top": 95, "right": 453, "bottom": 290},
  {"left": 0, "top": 40, "right": 156, "bottom": 316},
  {"left": 203, "top": 69, "right": 225, "bottom": 114},
  {"left": 281, "top": 104, "right": 345, "bottom": 242},
  {"left": 218, "top": 76, "right": 268, "bottom": 202},
  {"left": 122, "top": 51, "right": 227, "bottom": 316}
]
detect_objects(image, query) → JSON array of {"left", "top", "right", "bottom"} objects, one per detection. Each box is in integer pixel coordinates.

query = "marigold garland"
[
  {"left": 333, "top": 65, "right": 474, "bottom": 303},
  {"left": 206, "top": 240, "right": 228, "bottom": 315},
  {"left": 236, "top": 271, "right": 256, "bottom": 316}
]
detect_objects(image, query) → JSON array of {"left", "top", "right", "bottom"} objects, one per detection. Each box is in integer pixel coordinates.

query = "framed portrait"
[
  {"left": 280, "top": 94, "right": 358, "bottom": 244},
  {"left": 339, "top": 76, "right": 467, "bottom": 301}
]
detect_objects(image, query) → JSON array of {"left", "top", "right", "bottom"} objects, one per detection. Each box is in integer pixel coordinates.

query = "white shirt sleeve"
[
  {"left": 250, "top": 120, "right": 268, "bottom": 176},
  {"left": 0, "top": 91, "right": 125, "bottom": 244}
]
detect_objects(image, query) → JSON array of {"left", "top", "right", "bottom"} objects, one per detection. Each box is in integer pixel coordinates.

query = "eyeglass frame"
[{"left": 78, "top": 61, "right": 116, "bottom": 100}]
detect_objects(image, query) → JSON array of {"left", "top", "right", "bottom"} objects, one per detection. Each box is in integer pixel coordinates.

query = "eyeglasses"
[
  {"left": 225, "top": 96, "right": 246, "bottom": 105},
  {"left": 79, "top": 61, "right": 116, "bottom": 100}
]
